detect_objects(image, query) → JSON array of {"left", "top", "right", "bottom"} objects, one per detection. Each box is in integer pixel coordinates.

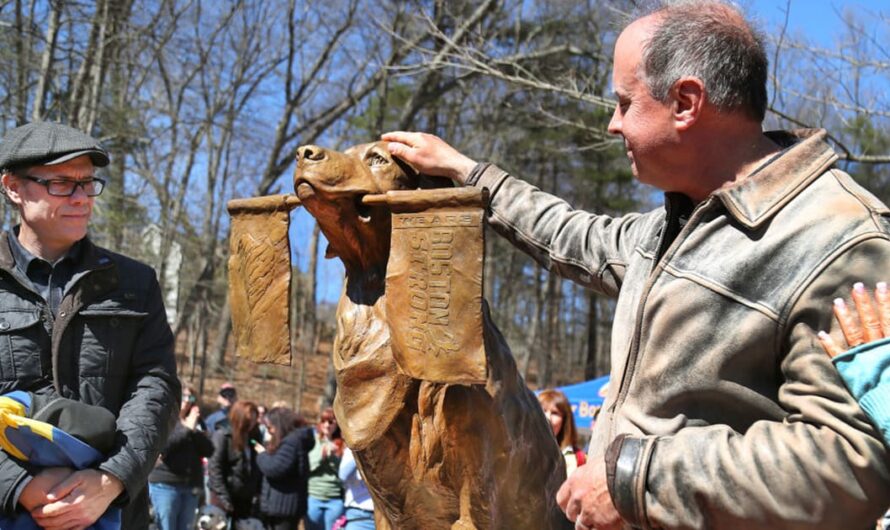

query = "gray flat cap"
[{"left": 0, "top": 121, "right": 109, "bottom": 171}]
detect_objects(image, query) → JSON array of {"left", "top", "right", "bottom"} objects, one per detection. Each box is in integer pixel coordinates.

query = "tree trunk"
[
  {"left": 540, "top": 272, "right": 559, "bottom": 387},
  {"left": 31, "top": 0, "right": 60, "bottom": 122},
  {"left": 321, "top": 354, "right": 337, "bottom": 409},
  {"left": 585, "top": 291, "right": 599, "bottom": 380},
  {"left": 209, "top": 297, "right": 231, "bottom": 374},
  {"left": 14, "top": 0, "right": 27, "bottom": 125},
  {"left": 302, "top": 222, "right": 320, "bottom": 353}
]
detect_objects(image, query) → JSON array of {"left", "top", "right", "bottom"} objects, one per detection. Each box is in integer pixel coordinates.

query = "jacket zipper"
[{"left": 608, "top": 196, "right": 717, "bottom": 437}]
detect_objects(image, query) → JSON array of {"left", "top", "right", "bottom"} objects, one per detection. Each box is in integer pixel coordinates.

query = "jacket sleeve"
[
  {"left": 257, "top": 432, "right": 306, "bottom": 480},
  {"left": 97, "top": 271, "right": 180, "bottom": 503},
  {"left": 207, "top": 430, "right": 233, "bottom": 512},
  {"left": 160, "top": 423, "right": 190, "bottom": 455},
  {"left": 469, "top": 163, "right": 653, "bottom": 298},
  {"left": 193, "top": 429, "right": 215, "bottom": 459},
  {"left": 299, "top": 428, "right": 314, "bottom": 480},
  {"left": 606, "top": 237, "right": 890, "bottom": 530},
  {"left": 0, "top": 451, "right": 33, "bottom": 515},
  {"left": 338, "top": 449, "right": 356, "bottom": 482}
]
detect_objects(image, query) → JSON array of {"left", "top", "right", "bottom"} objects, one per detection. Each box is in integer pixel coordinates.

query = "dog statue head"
[{"left": 294, "top": 141, "right": 449, "bottom": 276}]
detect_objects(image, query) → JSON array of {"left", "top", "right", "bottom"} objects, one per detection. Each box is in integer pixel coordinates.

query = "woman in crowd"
[
  {"left": 254, "top": 406, "right": 315, "bottom": 530},
  {"left": 537, "top": 389, "right": 585, "bottom": 476},
  {"left": 338, "top": 446, "right": 376, "bottom": 529},
  {"left": 149, "top": 385, "right": 214, "bottom": 530},
  {"left": 305, "top": 407, "right": 345, "bottom": 530},
  {"left": 208, "top": 400, "right": 263, "bottom": 522}
]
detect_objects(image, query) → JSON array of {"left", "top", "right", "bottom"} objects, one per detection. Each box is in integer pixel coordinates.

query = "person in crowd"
[
  {"left": 382, "top": 1, "right": 890, "bottom": 527},
  {"left": 257, "top": 404, "right": 269, "bottom": 443},
  {"left": 305, "top": 407, "right": 344, "bottom": 530},
  {"left": 206, "top": 382, "right": 238, "bottom": 433},
  {"left": 254, "top": 406, "right": 315, "bottom": 530},
  {"left": 0, "top": 121, "right": 179, "bottom": 529},
  {"left": 337, "top": 447, "right": 375, "bottom": 530},
  {"left": 538, "top": 389, "right": 586, "bottom": 477},
  {"left": 149, "top": 385, "right": 214, "bottom": 530},
  {"left": 208, "top": 400, "right": 262, "bottom": 523}
]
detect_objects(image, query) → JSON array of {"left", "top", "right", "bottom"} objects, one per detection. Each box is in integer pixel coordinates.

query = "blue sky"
[
  {"left": 746, "top": 0, "right": 884, "bottom": 44},
  {"left": 302, "top": 0, "right": 888, "bottom": 303}
]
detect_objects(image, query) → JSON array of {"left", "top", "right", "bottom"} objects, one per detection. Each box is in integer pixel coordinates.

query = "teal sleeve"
[{"left": 832, "top": 337, "right": 890, "bottom": 447}]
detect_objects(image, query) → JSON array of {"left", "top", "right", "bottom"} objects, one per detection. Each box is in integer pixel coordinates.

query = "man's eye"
[{"left": 367, "top": 153, "right": 388, "bottom": 166}]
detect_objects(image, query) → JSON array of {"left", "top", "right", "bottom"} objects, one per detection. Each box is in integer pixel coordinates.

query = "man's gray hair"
[{"left": 637, "top": 0, "right": 768, "bottom": 122}]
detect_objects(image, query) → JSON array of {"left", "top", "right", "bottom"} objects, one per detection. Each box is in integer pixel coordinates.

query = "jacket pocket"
[
  {"left": 77, "top": 307, "right": 148, "bottom": 377},
  {"left": 0, "top": 309, "right": 47, "bottom": 384}
]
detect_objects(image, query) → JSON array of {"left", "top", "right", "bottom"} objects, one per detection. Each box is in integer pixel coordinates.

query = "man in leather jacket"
[
  {"left": 382, "top": 1, "right": 890, "bottom": 529},
  {"left": 0, "top": 121, "right": 180, "bottom": 529}
]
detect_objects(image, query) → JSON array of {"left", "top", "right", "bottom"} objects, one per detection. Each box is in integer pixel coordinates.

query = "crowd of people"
[
  {"left": 147, "top": 382, "right": 378, "bottom": 530},
  {"left": 145, "top": 383, "right": 596, "bottom": 530}
]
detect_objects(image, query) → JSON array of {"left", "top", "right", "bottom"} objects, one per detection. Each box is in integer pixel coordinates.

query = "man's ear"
[
  {"left": 1, "top": 172, "right": 22, "bottom": 206},
  {"left": 671, "top": 76, "right": 705, "bottom": 131}
]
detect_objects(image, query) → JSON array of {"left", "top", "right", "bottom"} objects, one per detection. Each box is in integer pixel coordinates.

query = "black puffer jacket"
[
  {"left": 208, "top": 428, "right": 262, "bottom": 518},
  {"left": 0, "top": 234, "right": 180, "bottom": 529},
  {"left": 257, "top": 427, "right": 315, "bottom": 518},
  {"left": 149, "top": 421, "right": 214, "bottom": 488}
]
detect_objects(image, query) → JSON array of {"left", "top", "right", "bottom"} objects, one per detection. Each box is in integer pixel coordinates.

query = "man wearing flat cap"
[{"left": 0, "top": 121, "right": 180, "bottom": 529}]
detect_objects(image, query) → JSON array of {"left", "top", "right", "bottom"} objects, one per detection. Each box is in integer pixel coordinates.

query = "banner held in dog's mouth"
[
  {"left": 227, "top": 194, "right": 301, "bottom": 365},
  {"left": 384, "top": 187, "right": 488, "bottom": 384}
]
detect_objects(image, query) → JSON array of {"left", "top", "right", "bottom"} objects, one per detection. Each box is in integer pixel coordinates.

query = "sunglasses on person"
[{"left": 20, "top": 174, "right": 106, "bottom": 197}]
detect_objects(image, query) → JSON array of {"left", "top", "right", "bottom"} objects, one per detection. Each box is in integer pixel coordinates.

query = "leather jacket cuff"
[
  {"left": 465, "top": 162, "right": 491, "bottom": 187},
  {"left": 606, "top": 434, "right": 655, "bottom": 528}
]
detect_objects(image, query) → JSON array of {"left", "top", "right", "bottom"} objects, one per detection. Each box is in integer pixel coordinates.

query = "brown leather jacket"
[{"left": 468, "top": 129, "right": 890, "bottom": 529}]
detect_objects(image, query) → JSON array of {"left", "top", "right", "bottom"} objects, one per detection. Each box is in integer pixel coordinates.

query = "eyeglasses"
[{"left": 20, "top": 175, "right": 105, "bottom": 197}]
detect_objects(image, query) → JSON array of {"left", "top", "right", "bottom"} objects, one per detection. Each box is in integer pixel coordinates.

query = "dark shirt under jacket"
[{"left": 8, "top": 226, "right": 85, "bottom": 317}]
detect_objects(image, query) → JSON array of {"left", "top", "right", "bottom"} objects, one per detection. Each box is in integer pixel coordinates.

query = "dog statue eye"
[{"left": 366, "top": 153, "right": 389, "bottom": 167}]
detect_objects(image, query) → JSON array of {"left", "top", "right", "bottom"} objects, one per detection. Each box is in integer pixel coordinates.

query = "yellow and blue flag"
[{"left": 0, "top": 391, "right": 120, "bottom": 530}]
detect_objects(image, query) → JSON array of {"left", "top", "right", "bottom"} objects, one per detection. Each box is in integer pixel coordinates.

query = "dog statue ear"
[
  {"left": 417, "top": 174, "right": 454, "bottom": 189},
  {"left": 392, "top": 154, "right": 454, "bottom": 190}
]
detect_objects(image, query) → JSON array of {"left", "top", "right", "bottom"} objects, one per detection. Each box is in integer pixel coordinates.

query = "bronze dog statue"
[{"left": 294, "top": 142, "right": 572, "bottom": 530}]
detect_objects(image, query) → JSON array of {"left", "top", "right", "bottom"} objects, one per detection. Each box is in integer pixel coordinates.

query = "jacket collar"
[
  {"left": 713, "top": 129, "right": 838, "bottom": 230},
  {"left": 0, "top": 232, "right": 113, "bottom": 276}
]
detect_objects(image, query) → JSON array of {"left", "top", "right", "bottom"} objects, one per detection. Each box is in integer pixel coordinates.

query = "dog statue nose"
[{"left": 297, "top": 145, "right": 326, "bottom": 162}]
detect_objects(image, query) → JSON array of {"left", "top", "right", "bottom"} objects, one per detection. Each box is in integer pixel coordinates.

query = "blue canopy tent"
[{"left": 553, "top": 375, "right": 610, "bottom": 429}]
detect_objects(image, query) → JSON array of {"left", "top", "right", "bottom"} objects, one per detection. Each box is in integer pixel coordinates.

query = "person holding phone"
[
  {"left": 208, "top": 401, "right": 262, "bottom": 524},
  {"left": 254, "top": 407, "right": 315, "bottom": 530},
  {"left": 149, "top": 386, "right": 214, "bottom": 530},
  {"left": 305, "top": 408, "right": 344, "bottom": 530}
]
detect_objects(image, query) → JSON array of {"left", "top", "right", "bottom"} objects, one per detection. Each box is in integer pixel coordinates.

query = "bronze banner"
[
  {"left": 227, "top": 194, "right": 299, "bottom": 365},
  {"left": 385, "top": 188, "right": 488, "bottom": 384}
]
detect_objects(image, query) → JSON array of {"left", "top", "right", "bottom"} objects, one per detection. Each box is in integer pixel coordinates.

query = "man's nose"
[
  {"left": 297, "top": 145, "right": 326, "bottom": 162},
  {"left": 69, "top": 183, "right": 90, "bottom": 202},
  {"left": 607, "top": 105, "right": 621, "bottom": 136}
]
